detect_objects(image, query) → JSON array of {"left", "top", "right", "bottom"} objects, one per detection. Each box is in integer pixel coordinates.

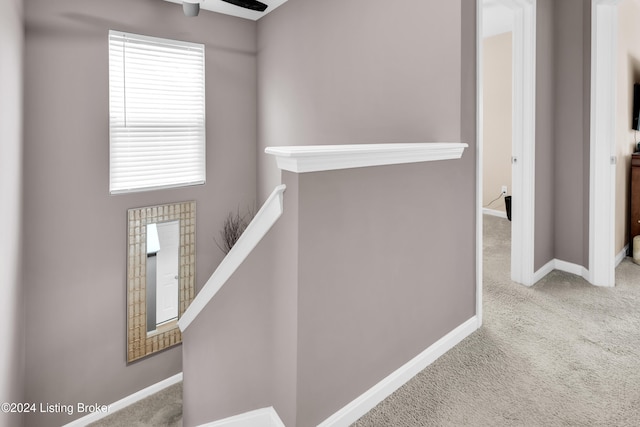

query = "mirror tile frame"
[{"left": 127, "top": 201, "right": 196, "bottom": 363}]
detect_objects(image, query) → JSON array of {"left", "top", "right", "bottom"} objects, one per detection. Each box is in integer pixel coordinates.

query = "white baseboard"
[
  {"left": 197, "top": 407, "right": 285, "bottom": 427},
  {"left": 616, "top": 245, "right": 629, "bottom": 267},
  {"left": 532, "top": 259, "right": 555, "bottom": 284},
  {"left": 62, "top": 373, "right": 183, "bottom": 427},
  {"left": 533, "top": 259, "right": 589, "bottom": 285},
  {"left": 147, "top": 317, "right": 477, "bottom": 427},
  {"left": 554, "top": 259, "right": 589, "bottom": 278},
  {"left": 482, "top": 208, "right": 507, "bottom": 219},
  {"left": 318, "top": 316, "right": 480, "bottom": 427}
]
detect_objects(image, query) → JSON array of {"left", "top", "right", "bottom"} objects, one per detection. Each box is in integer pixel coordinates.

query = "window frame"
[{"left": 108, "top": 30, "right": 206, "bottom": 194}]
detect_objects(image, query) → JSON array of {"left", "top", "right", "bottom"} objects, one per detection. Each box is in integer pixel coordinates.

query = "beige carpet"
[
  {"left": 87, "top": 382, "right": 182, "bottom": 427},
  {"left": 353, "top": 215, "right": 640, "bottom": 426}
]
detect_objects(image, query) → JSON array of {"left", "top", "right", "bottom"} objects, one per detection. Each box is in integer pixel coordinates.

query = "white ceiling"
[
  {"left": 163, "top": 0, "right": 288, "bottom": 21},
  {"left": 166, "top": 0, "right": 513, "bottom": 33},
  {"left": 483, "top": 0, "right": 513, "bottom": 38}
]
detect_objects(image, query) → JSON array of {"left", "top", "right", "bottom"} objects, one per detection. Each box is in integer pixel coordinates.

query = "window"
[{"left": 109, "top": 31, "right": 206, "bottom": 194}]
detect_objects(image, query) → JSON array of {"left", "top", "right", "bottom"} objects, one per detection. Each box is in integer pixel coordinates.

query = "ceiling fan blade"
[{"left": 220, "top": 0, "right": 268, "bottom": 12}]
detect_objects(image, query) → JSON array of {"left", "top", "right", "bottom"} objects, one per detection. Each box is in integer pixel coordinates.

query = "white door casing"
[
  {"left": 589, "top": 0, "right": 619, "bottom": 287},
  {"left": 479, "top": 0, "right": 618, "bottom": 290},
  {"left": 478, "top": 0, "right": 537, "bottom": 292},
  {"left": 509, "top": 0, "right": 537, "bottom": 286}
]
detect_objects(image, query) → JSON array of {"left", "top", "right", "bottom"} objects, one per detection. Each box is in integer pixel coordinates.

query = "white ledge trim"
[{"left": 265, "top": 143, "right": 468, "bottom": 173}]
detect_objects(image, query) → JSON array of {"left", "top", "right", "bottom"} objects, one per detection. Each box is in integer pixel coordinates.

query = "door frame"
[
  {"left": 589, "top": 0, "right": 619, "bottom": 287},
  {"left": 477, "top": 0, "right": 537, "bottom": 323},
  {"left": 478, "top": 0, "right": 619, "bottom": 302},
  {"left": 509, "top": 0, "right": 537, "bottom": 287},
  {"left": 477, "top": 0, "right": 537, "bottom": 299}
]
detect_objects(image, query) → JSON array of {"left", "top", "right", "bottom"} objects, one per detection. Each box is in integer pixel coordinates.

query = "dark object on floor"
[{"left": 505, "top": 195, "right": 512, "bottom": 221}]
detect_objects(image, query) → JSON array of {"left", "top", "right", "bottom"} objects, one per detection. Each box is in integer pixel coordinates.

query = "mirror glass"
[
  {"left": 127, "top": 201, "right": 196, "bottom": 363},
  {"left": 146, "top": 220, "right": 180, "bottom": 334}
]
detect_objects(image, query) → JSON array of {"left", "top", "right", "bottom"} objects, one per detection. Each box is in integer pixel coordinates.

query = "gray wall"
[
  {"left": 183, "top": 159, "right": 476, "bottom": 427},
  {"left": 0, "top": 0, "right": 25, "bottom": 426},
  {"left": 462, "top": 0, "right": 477, "bottom": 173},
  {"left": 582, "top": 1, "right": 591, "bottom": 269},
  {"left": 22, "top": 1, "right": 257, "bottom": 425},
  {"left": 535, "top": 0, "right": 591, "bottom": 271},
  {"left": 258, "top": 3, "right": 479, "bottom": 419},
  {"left": 184, "top": 0, "right": 477, "bottom": 425},
  {"left": 535, "top": 0, "right": 555, "bottom": 271},
  {"left": 295, "top": 162, "right": 476, "bottom": 426},
  {"left": 257, "top": 0, "right": 466, "bottom": 202},
  {"left": 553, "top": 0, "right": 590, "bottom": 268},
  {"left": 182, "top": 178, "right": 299, "bottom": 427}
]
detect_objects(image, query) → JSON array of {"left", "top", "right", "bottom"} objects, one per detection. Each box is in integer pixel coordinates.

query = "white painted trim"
[
  {"left": 615, "top": 245, "right": 629, "bottom": 267},
  {"left": 178, "top": 185, "right": 286, "bottom": 331},
  {"left": 196, "top": 406, "right": 285, "bottom": 427},
  {"left": 555, "top": 259, "right": 590, "bottom": 278},
  {"left": 480, "top": 0, "right": 535, "bottom": 287},
  {"left": 62, "top": 373, "right": 183, "bottom": 427},
  {"left": 589, "top": 0, "right": 620, "bottom": 287},
  {"left": 532, "top": 259, "right": 590, "bottom": 284},
  {"left": 483, "top": 0, "right": 515, "bottom": 38},
  {"left": 532, "top": 259, "right": 556, "bottom": 284},
  {"left": 477, "top": 0, "right": 485, "bottom": 327},
  {"left": 483, "top": 208, "right": 508, "bottom": 219},
  {"left": 509, "top": 0, "right": 537, "bottom": 287},
  {"left": 318, "top": 316, "right": 480, "bottom": 427},
  {"left": 265, "top": 143, "right": 468, "bottom": 173}
]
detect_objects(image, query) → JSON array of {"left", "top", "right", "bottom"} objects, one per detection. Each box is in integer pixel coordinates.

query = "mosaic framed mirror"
[{"left": 127, "top": 201, "right": 196, "bottom": 362}]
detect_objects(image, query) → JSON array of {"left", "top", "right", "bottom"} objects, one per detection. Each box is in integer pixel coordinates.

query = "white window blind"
[{"left": 109, "top": 31, "right": 206, "bottom": 194}]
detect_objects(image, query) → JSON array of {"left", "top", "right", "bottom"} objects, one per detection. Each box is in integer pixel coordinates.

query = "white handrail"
[{"left": 178, "top": 185, "right": 286, "bottom": 332}]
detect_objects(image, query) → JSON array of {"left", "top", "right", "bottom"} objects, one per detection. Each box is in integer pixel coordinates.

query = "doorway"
[
  {"left": 478, "top": 0, "right": 537, "bottom": 291},
  {"left": 478, "top": 0, "right": 621, "bottom": 297},
  {"left": 481, "top": 3, "right": 514, "bottom": 220}
]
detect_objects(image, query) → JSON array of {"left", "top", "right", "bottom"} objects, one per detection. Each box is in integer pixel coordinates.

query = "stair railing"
[{"left": 178, "top": 184, "right": 286, "bottom": 332}]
